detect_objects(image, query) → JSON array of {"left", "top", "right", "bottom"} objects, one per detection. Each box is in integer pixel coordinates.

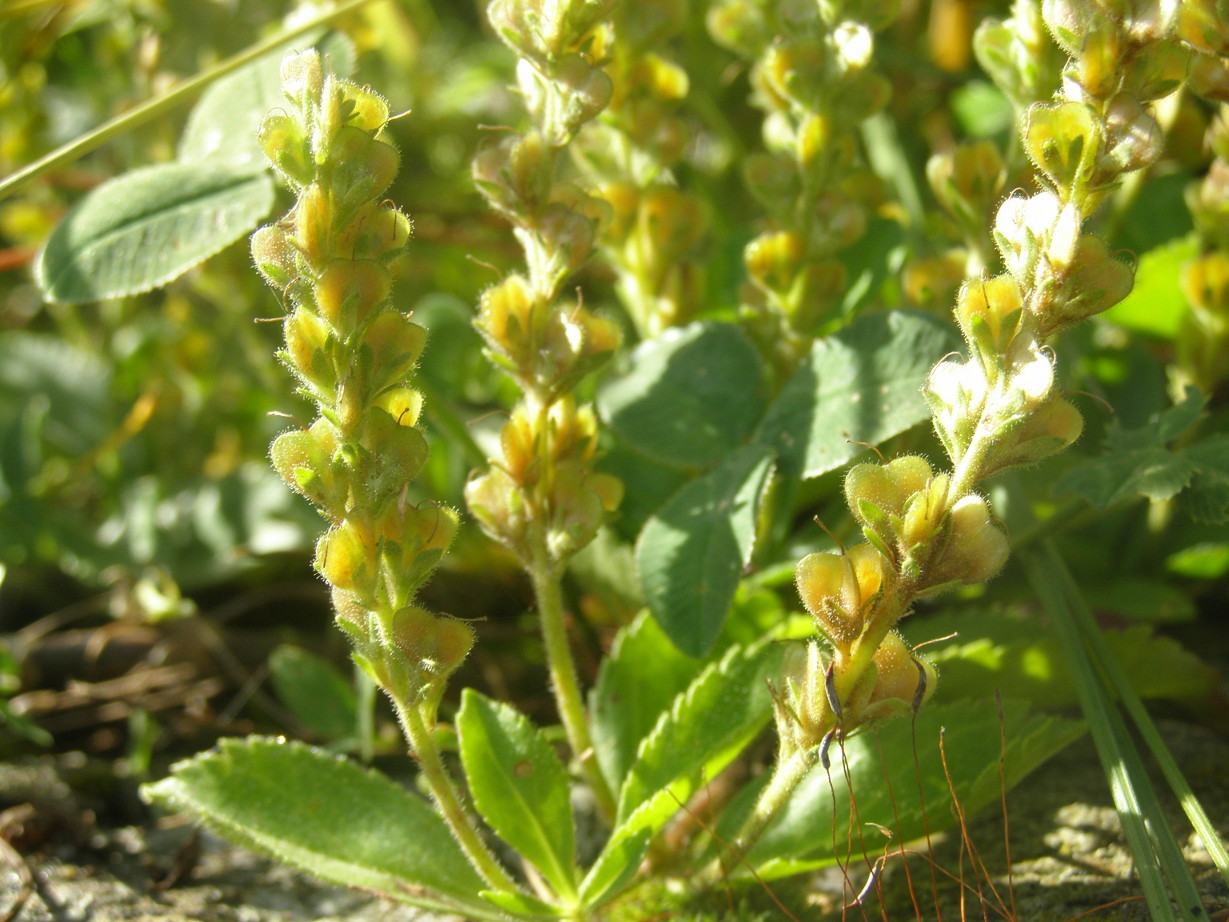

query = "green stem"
[
  {"left": 0, "top": 0, "right": 378, "bottom": 201},
  {"left": 702, "top": 745, "right": 816, "bottom": 885},
  {"left": 395, "top": 697, "right": 519, "bottom": 892},
  {"left": 528, "top": 549, "right": 618, "bottom": 823}
]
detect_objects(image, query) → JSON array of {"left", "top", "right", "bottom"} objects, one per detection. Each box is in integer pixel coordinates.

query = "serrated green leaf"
[
  {"left": 578, "top": 828, "right": 651, "bottom": 909},
  {"left": 457, "top": 690, "right": 577, "bottom": 899},
  {"left": 268, "top": 644, "right": 357, "bottom": 743},
  {"left": 142, "top": 736, "right": 492, "bottom": 916},
  {"left": 36, "top": 163, "right": 275, "bottom": 304},
  {"left": 1103, "top": 234, "right": 1196, "bottom": 339},
  {"left": 614, "top": 641, "right": 784, "bottom": 835},
  {"left": 598, "top": 322, "right": 768, "bottom": 470},
  {"left": 1057, "top": 389, "right": 1229, "bottom": 520},
  {"left": 740, "top": 699, "right": 1083, "bottom": 877},
  {"left": 755, "top": 310, "right": 958, "bottom": 480},
  {"left": 636, "top": 445, "right": 775, "bottom": 657},
  {"left": 591, "top": 611, "right": 704, "bottom": 787}
]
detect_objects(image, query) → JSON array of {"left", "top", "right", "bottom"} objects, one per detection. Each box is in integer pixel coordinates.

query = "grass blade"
[{"left": 1021, "top": 540, "right": 1210, "bottom": 922}]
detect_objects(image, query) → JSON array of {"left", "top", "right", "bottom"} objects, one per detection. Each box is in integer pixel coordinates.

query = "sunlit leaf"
[{"left": 36, "top": 163, "right": 275, "bottom": 303}]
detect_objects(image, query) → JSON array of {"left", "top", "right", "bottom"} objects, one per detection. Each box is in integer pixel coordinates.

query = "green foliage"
[
  {"left": 36, "top": 164, "right": 274, "bottom": 304},
  {"left": 729, "top": 698, "right": 1085, "bottom": 878},
  {"left": 267, "top": 644, "right": 359, "bottom": 744},
  {"left": 144, "top": 736, "right": 495, "bottom": 918},
  {"left": 7, "top": 1, "right": 1228, "bottom": 919},
  {"left": 1058, "top": 388, "right": 1229, "bottom": 523},
  {"left": 458, "top": 690, "right": 578, "bottom": 902}
]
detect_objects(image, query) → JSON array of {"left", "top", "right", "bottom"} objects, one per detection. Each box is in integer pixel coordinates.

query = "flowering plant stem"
[
  {"left": 530, "top": 547, "right": 617, "bottom": 819},
  {"left": 393, "top": 697, "right": 518, "bottom": 891}
]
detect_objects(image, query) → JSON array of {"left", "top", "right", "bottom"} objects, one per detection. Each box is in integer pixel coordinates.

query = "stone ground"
[{"left": 0, "top": 720, "right": 1225, "bottom": 922}]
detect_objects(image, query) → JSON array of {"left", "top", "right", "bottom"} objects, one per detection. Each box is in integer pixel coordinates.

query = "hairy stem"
[
  {"left": 528, "top": 549, "right": 618, "bottom": 822},
  {"left": 396, "top": 698, "right": 518, "bottom": 892}
]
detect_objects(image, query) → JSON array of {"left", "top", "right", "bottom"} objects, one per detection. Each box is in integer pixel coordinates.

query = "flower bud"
[
  {"left": 362, "top": 312, "right": 427, "bottom": 395},
  {"left": 1040, "top": 236, "right": 1134, "bottom": 335},
  {"left": 845, "top": 455, "right": 934, "bottom": 558},
  {"left": 1023, "top": 101, "right": 1103, "bottom": 196},
  {"left": 313, "top": 259, "right": 392, "bottom": 331},
  {"left": 338, "top": 203, "right": 412, "bottom": 263},
  {"left": 552, "top": 54, "right": 614, "bottom": 141},
  {"left": 292, "top": 183, "right": 334, "bottom": 267},
  {"left": 357, "top": 405, "right": 429, "bottom": 508},
  {"left": 772, "top": 641, "right": 830, "bottom": 754},
  {"left": 744, "top": 152, "right": 801, "bottom": 209},
  {"left": 476, "top": 274, "right": 538, "bottom": 375},
  {"left": 1102, "top": 93, "right": 1164, "bottom": 175},
  {"left": 258, "top": 113, "right": 313, "bottom": 189},
  {"left": 330, "top": 127, "right": 400, "bottom": 213},
  {"left": 925, "top": 357, "right": 988, "bottom": 462},
  {"left": 1179, "top": 0, "right": 1229, "bottom": 55},
  {"left": 391, "top": 607, "right": 474, "bottom": 679},
  {"left": 281, "top": 50, "right": 324, "bottom": 108},
  {"left": 317, "top": 520, "right": 377, "bottom": 595},
  {"left": 706, "top": 0, "right": 773, "bottom": 58},
  {"left": 283, "top": 308, "right": 334, "bottom": 392},
  {"left": 925, "top": 493, "right": 1009, "bottom": 589},
  {"left": 465, "top": 467, "right": 531, "bottom": 557},
  {"left": 473, "top": 132, "right": 554, "bottom": 220},
  {"left": 796, "top": 544, "right": 891, "bottom": 650},
  {"left": 955, "top": 274, "right": 1026, "bottom": 363},
  {"left": 927, "top": 141, "right": 1006, "bottom": 235},
  {"left": 745, "top": 230, "right": 804, "bottom": 295},
  {"left": 251, "top": 224, "right": 297, "bottom": 294},
  {"left": 861, "top": 632, "right": 936, "bottom": 722},
  {"left": 270, "top": 419, "right": 346, "bottom": 516},
  {"left": 981, "top": 396, "right": 1084, "bottom": 475},
  {"left": 339, "top": 81, "right": 391, "bottom": 135}
]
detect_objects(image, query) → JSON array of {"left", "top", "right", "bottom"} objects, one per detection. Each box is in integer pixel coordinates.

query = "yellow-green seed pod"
[
  {"left": 283, "top": 309, "right": 334, "bottom": 390},
  {"left": 745, "top": 230, "right": 804, "bottom": 295}
]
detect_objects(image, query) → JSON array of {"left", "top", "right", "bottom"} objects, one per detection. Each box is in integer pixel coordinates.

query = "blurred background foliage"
[{"left": 0, "top": 0, "right": 1224, "bottom": 778}]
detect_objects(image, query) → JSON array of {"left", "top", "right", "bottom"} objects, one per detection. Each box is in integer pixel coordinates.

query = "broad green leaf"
[
  {"left": 839, "top": 216, "right": 908, "bottom": 316},
  {"left": 1103, "top": 234, "right": 1196, "bottom": 339},
  {"left": 0, "top": 332, "right": 116, "bottom": 455},
  {"left": 1057, "top": 388, "right": 1229, "bottom": 522},
  {"left": 457, "top": 690, "right": 577, "bottom": 899},
  {"left": 268, "top": 644, "right": 358, "bottom": 743},
  {"left": 902, "top": 608, "right": 1218, "bottom": 709},
  {"left": 36, "top": 163, "right": 275, "bottom": 303},
  {"left": 1110, "top": 173, "right": 1195, "bottom": 258},
  {"left": 614, "top": 641, "right": 784, "bottom": 836},
  {"left": 598, "top": 322, "right": 768, "bottom": 470},
  {"left": 590, "top": 611, "right": 704, "bottom": 787},
  {"left": 636, "top": 445, "right": 775, "bottom": 656},
  {"left": 738, "top": 699, "right": 1084, "bottom": 877},
  {"left": 951, "top": 79, "right": 1013, "bottom": 138},
  {"left": 755, "top": 310, "right": 958, "bottom": 480},
  {"left": 142, "top": 736, "right": 493, "bottom": 917},
  {"left": 578, "top": 828, "right": 651, "bottom": 909}
]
